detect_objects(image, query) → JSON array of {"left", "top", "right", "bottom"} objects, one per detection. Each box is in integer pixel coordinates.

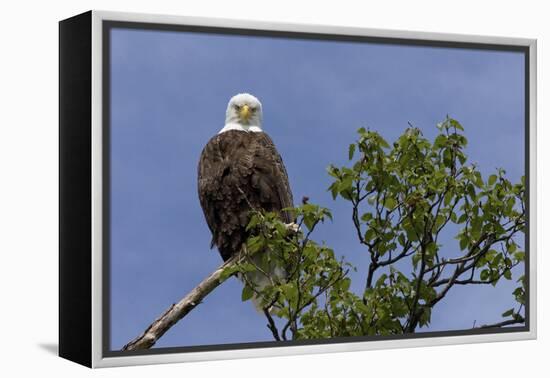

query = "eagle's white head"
[{"left": 219, "top": 93, "right": 263, "bottom": 134}]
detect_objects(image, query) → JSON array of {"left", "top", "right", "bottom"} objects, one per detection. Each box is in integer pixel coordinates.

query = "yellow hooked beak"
[{"left": 239, "top": 104, "right": 251, "bottom": 121}]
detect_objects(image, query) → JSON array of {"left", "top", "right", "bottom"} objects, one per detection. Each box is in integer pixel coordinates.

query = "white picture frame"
[{"left": 59, "top": 9, "right": 537, "bottom": 368}]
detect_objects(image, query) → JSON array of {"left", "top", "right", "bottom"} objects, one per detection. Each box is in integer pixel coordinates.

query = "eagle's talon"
[{"left": 285, "top": 222, "right": 300, "bottom": 233}]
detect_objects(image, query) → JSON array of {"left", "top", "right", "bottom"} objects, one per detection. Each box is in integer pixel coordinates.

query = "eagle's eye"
[{"left": 234, "top": 104, "right": 241, "bottom": 111}]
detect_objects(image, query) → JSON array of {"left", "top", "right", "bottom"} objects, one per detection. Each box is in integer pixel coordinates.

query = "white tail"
[{"left": 237, "top": 251, "right": 286, "bottom": 315}]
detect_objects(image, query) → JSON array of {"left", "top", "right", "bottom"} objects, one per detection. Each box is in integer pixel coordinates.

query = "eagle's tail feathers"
[{"left": 236, "top": 255, "right": 287, "bottom": 316}]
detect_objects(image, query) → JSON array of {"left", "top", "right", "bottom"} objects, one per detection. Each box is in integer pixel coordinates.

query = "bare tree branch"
[
  {"left": 122, "top": 253, "right": 242, "bottom": 351},
  {"left": 263, "top": 307, "right": 281, "bottom": 341},
  {"left": 479, "top": 316, "right": 525, "bottom": 329}
]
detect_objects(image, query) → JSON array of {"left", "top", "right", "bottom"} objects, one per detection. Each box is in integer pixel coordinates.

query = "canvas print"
[{"left": 105, "top": 23, "right": 528, "bottom": 354}]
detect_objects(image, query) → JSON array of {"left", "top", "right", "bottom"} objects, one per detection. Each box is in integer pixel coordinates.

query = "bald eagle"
[{"left": 197, "top": 93, "right": 294, "bottom": 311}]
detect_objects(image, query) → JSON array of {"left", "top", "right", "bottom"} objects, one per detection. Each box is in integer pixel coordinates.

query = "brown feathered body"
[{"left": 197, "top": 130, "right": 294, "bottom": 261}]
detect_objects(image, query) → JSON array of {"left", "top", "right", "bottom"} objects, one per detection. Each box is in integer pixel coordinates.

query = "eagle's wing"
[
  {"left": 197, "top": 134, "right": 224, "bottom": 248},
  {"left": 198, "top": 130, "right": 294, "bottom": 260},
  {"left": 253, "top": 132, "right": 294, "bottom": 223}
]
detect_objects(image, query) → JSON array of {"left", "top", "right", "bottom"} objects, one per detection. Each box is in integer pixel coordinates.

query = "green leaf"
[
  {"left": 365, "top": 228, "right": 376, "bottom": 242},
  {"left": 384, "top": 197, "right": 397, "bottom": 210},
  {"left": 241, "top": 285, "right": 254, "bottom": 302},
  {"left": 282, "top": 284, "right": 298, "bottom": 303},
  {"left": 450, "top": 212, "right": 458, "bottom": 224},
  {"left": 340, "top": 278, "right": 351, "bottom": 291},
  {"left": 459, "top": 236, "right": 468, "bottom": 251},
  {"left": 444, "top": 191, "right": 453, "bottom": 206},
  {"left": 329, "top": 182, "right": 339, "bottom": 200},
  {"left": 327, "top": 165, "right": 339, "bottom": 178},
  {"left": 513, "top": 287, "right": 523, "bottom": 297},
  {"left": 247, "top": 235, "right": 264, "bottom": 253},
  {"left": 304, "top": 215, "right": 314, "bottom": 231},
  {"left": 491, "top": 253, "right": 503, "bottom": 268},
  {"left": 474, "top": 172, "right": 484, "bottom": 188},
  {"left": 435, "top": 214, "right": 446, "bottom": 229},
  {"left": 246, "top": 214, "right": 260, "bottom": 231},
  {"left": 412, "top": 253, "right": 421, "bottom": 270},
  {"left": 426, "top": 242, "right": 438, "bottom": 257},
  {"left": 220, "top": 265, "right": 239, "bottom": 281},
  {"left": 404, "top": 223, "right": 418, "bottom": 242},
  {"left": 488, "top": 174, "right": 497, "bottom": 186},
  {"left": 457, "top": 213, "right": 468, "bottom": 224},
  {"left": 398, "top": 233, "right": 406, "bottom": 247},
  {"left": 514, "top": 251, "right": 525, "bottom": 262},
  {"left": 418, "top": 307, "right": 432, "bottom": 327},
  {"left": 467, "top": 184, "right": 476, "bottom": 201},
  {"left": 502, "top": 308, "right": 514, "bottom": 318},
  {"left": 303, "top": 244, "right": 317, "bottom": 260},
  {"left": 348, "top": 143, "right": 356, "bottom": 161},
  {"left": 450, "top": 118, "right": 465, "bottom": 131},
  {"left": 378, "top": 136, "right": 390, "bottom": 149},
  {"left": 434, "top": 134, "right": 447, "bottom": 148},
  {"left": 376, "top": 274, "right": 388, "bottom": 287},
  {"left": 239, "top": 262, "right": 258, "bottom": 273},
  {"left": 361, "top": 212, "right": 373, "bottom": 222},
  {"left": 480, "top": 269, "right": 490, "bottom": 281},
  {"left": 503, "top": 269, "right": 512, "bottom": 280}
]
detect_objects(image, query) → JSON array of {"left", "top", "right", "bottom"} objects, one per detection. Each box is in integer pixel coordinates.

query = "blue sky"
[{"left": 109, "top": 27, "right": 525, "bottom": 350}]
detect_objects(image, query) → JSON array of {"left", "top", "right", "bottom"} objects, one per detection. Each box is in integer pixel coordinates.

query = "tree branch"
[
  {"left": 264, "top": 307, "right": 281, "bottom": 341},
  {"left": 431, "top": 260, "right": 520, "bottom": 287},
  {"left": 479, "top": 316, "right": 525, "bottom": 329},
  {"left": 122, "top": 253, "right": 242, "bottom": 351}
]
